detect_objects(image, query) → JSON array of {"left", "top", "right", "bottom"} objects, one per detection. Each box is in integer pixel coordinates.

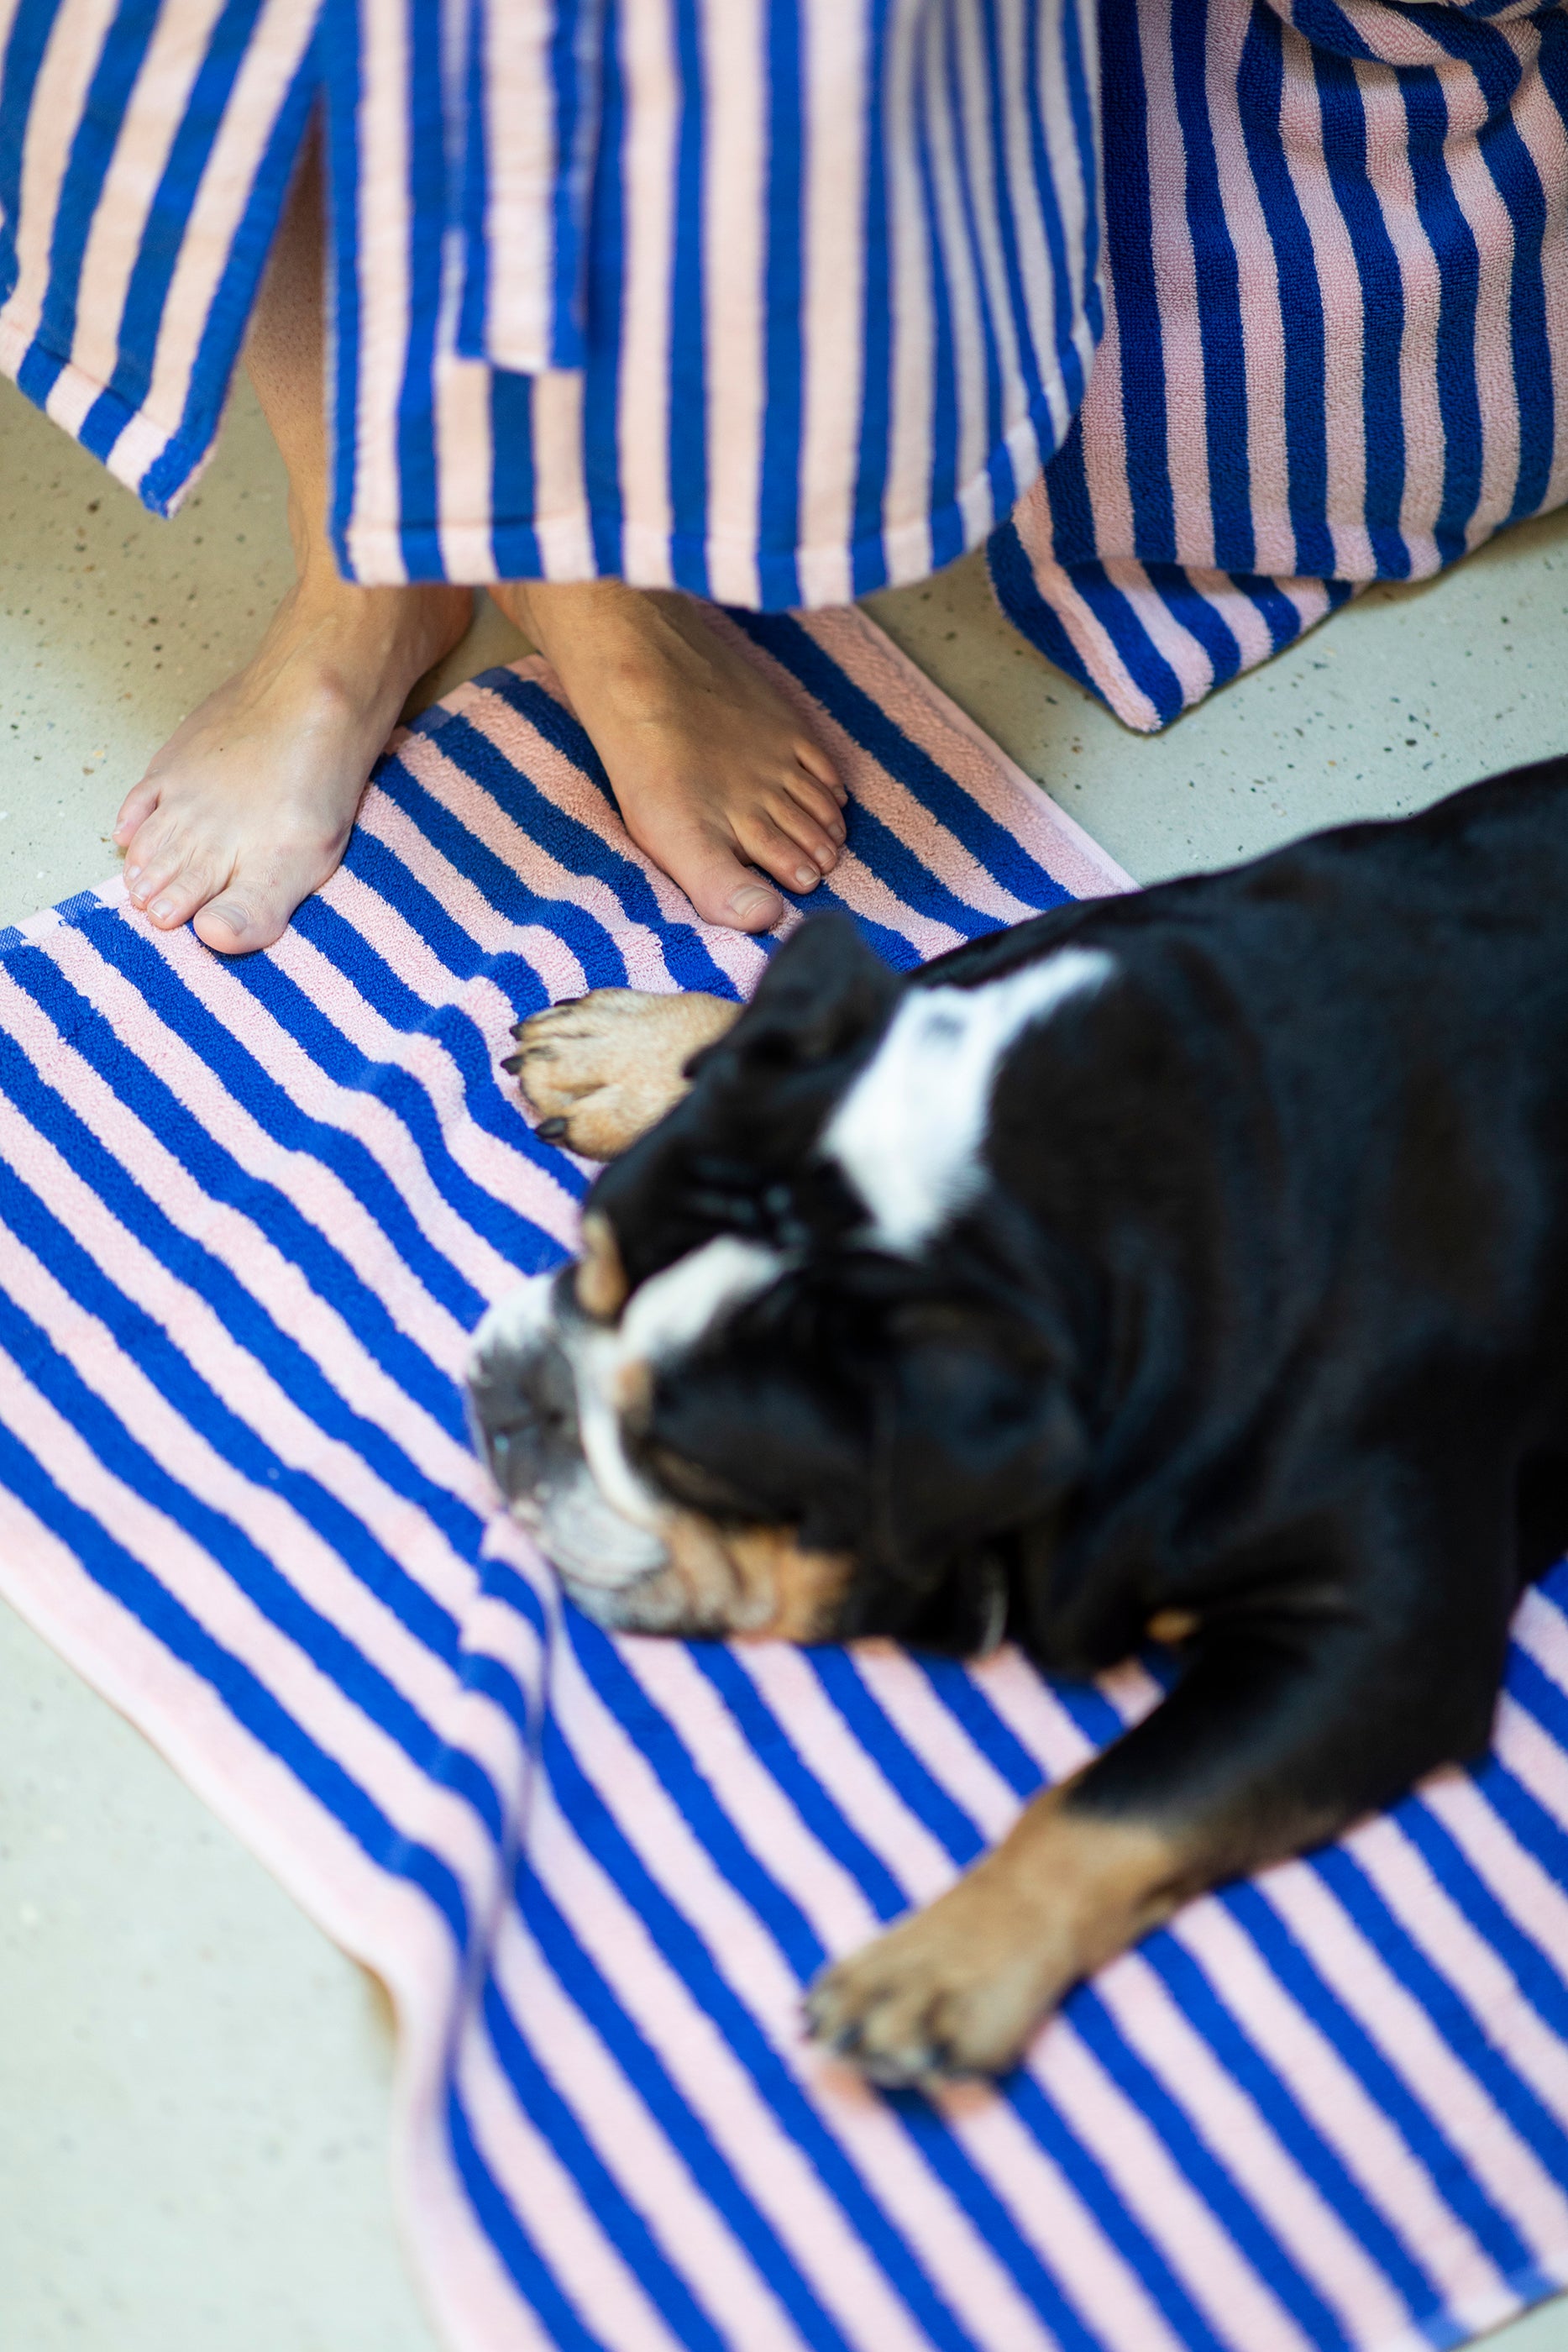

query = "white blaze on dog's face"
[
  {"left": 468, "top": 928, "right": 1113, "bottom": 1646},
  {"left": 821, "top": 948, "right": 1114, "bottom": 1253}
]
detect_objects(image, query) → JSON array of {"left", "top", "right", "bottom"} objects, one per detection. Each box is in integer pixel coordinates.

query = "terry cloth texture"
[
  {"left": 0, "top": 0, "right": 1101, "bottom": 602},
  {"left": 3, "top": 612, "right": 1568, "bottom": 2352},
  {"left": 990, "top": 0, "right": 1568, "bottom": 730}
]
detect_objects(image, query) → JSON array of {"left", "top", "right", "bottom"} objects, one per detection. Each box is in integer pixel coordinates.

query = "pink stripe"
[
  {"left": 1093, "top": 1950, "right": 1415, "bottom": 2344},
  {"left": 1182, "top": 1884, "right": 1514, "bottom": 2321}
]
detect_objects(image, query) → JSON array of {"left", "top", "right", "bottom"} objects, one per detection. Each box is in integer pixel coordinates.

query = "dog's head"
[{"left": 469, "top": 916, "right": 1111, "bottom": 1650}]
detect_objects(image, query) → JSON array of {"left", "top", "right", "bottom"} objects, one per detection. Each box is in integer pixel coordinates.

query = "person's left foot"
[{"left": 496, "top": 579, "right": 845, "bottom": 932}]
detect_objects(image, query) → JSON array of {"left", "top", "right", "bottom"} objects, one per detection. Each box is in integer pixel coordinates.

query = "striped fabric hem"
[
  {"left": 0, "top": 0, "right": 319, "bottom": 517},
  {"left": 988, "top": 514, "right": 1359, "bottom": 733}
]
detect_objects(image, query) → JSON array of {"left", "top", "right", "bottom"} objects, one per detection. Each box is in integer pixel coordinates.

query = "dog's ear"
[{"left": 718, "top": 913, "right": 899, "bottom": 1074}]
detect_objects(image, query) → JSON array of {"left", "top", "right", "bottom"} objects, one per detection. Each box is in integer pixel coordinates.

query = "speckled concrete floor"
[{"left": 2, "top": 372, "right": 1566, "bottom": 2351}]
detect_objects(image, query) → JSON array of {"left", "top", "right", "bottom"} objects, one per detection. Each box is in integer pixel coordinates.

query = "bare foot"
[
  {"left": 496, "top": 580, "right": 845, "bottom": 932},
  {"left": 114, "top": 575, "right": 472, "bottom": 953}
]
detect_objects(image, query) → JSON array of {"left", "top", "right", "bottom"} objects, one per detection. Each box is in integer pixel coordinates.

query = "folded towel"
[{"left": 0, "top": 609, "right": 1564, "bottom": 2352}]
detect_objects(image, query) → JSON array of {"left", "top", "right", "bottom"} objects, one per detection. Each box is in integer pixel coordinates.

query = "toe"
[
  {"left": 113, "top": 777, "right": 162, "bottom": 849},
  {"left": 141, "top": 853, "right": 228, "bottom": 930},
  {"left": 794, "top": 737, "right": 844, "bottom": 801},
  {"left": 632, "top": 822, "right": 784, "bottom": 932},
  {"left": 782, "top": 769, "right": 847, "bottom": 843},
  {"left": 738, "top": 810, "right": 833, "bottom": 895},
  {"left": 191, "top": 889, "right": 287, "bottom": 955},
  {"left": 122, "top": 820, "right": 181, "bottom": 903}
]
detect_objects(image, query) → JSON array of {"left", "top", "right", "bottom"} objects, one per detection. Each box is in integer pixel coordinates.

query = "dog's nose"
[{"left": 467, "top": 1310, "right": 582, "bottom": 1507}]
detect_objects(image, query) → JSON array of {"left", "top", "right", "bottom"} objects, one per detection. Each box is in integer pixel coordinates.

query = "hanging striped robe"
[
  {"left": 0, "top": 0, "right": 1104, "bottom": 607},
  {"left": 991, "top": 0, "right": 1568, "bottom": 729},
  {"left": 4, "top": 0, "right": 1564, "bottom": 729}
]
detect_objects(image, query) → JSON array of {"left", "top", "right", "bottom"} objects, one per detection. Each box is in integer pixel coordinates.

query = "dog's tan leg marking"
[
  {"left": 805, "top": 1779, "right": 1189, "bottom": 2087},
  {"left": 505, "top": 989, "right": 742, "bottom": 1158}
]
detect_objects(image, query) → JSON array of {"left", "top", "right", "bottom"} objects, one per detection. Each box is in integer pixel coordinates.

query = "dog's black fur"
[{"left": 592, "top": 759, "right": 1568, "bottom": 1866}]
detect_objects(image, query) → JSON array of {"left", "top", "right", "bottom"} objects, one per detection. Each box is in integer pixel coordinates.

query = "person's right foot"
[{"left": 114, "top": 572, "right": 472, "bottom": 954}]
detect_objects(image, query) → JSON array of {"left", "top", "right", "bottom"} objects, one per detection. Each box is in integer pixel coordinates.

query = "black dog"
[{"left": 468, "top": 759, "right": 1568, "bottom": 2087}]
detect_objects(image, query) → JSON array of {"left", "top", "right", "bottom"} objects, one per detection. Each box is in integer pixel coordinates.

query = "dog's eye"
[{"left": 641, "top": 1443, "right": 750, "bottom": 1516}]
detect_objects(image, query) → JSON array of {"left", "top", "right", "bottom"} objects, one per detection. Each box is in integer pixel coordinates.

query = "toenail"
[
  {"left": 148, "top": 898, "right": 174, "bottom": 922},
  {"left": 728, "top": 885, "right": 782, "bottom": 924},
  {"left": 794, "top": 865, "right": 817, "bottom": 890},
  {"left": 124, "top": 863, "right": 142, "bottom": 884}
]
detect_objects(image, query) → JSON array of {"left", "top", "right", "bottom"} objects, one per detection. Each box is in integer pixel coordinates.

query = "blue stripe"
[
  {"left": 0, "top": 1145, "right": 483, "bottom": 1673},
  {"left": 1057, "top": 0, "right": 1102, "bottom": 361},
  {"left": 1169, "top": 0, "right": 1257, "bottom": 575},
  {"left": 511, "top": 1855, "right": 858, "bottom": 2351},
  {"left": 1232, "top": 3, "right": 1334, "bottom": 580},
  {"left": 286, "top": 896, "right": 582, "bottom": 1260},
  {"left": 454, "top": 0, "right": 489, "bottom": 362},
  {"left": 217, "top": 936, "right": 553, "bottom": 1268},
  {"left": 1309, "top": 37, "right": 1411, "bottom": 576},
  {"left": 757, "top": 0, "right": 804, "bottom": 607},
  {"left": 1070, "top": 1985, "right": 1345, "bottom": 2344},
  {"left": 947, "top": 6, "right": 1009, "bottom": 521},
  {"left": 914, "top": 11, "right": 964, "bottom": 573},
  {"left": 79, "top": 911, "right": 488, "bottom": 1328},
  {"left": 980, "top": 0, "right": 1050, "bottom": 444},
  {"left": 393, "top": 0, "right": 446, "bottom": 580},
  {"left": 583, "top": 13, "right": 627, "bottom": 578},
  {"left": 0, "top": 0, "right": 58, "bottom": 255},
  {"left": 667, "top": 0, "right": 709, "bottom": 596},
  {"left": 548, "top": 0, "right": 598, "bottom": 369},
  {"left": 1400, "top": 1789, "right": 1568, "bottom": 2027},
  {"left": 1098, "top": 0, "right": 1177, "bottom": 562},
  {"left": 548, "top": 1631, "right": 979, "bottom": 2351},
  {"left": 1400, "top": 64, "right": 1483, "bottom": 564},
  {"left": 849, "top": 0, "right": 896, "bottom": 597}
]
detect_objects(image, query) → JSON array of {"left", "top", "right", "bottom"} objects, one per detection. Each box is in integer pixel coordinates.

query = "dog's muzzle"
[
  {"left": 467, "top": 1273, "right": 671, "bottom": 1599},
  {"left": 467, "top": 1275, "right": 583, "bottom": 1511}
]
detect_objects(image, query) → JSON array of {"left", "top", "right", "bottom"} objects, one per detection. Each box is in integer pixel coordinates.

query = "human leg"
[{"left": 113, "top": 128, "right": 472, "bottom": 954}]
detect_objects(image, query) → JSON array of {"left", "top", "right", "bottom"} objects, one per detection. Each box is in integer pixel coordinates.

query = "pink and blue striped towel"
[{"left": 0, "top": 609, "right": 1565, "bottom": 2352}]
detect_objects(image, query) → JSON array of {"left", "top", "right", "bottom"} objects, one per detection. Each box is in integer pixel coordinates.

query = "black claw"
[
  {"left": 550, "top": 993, "right": 585, "bottom": 1009},
  {"left": 536, "top": 1117, "right": 569, "bottom": 1142},
  {"left": 508, "top": 1021, "right": 528, "bottom": 1039},
  {"left": 500, "top": 1053, "right": 524, "bottom": 1075}
]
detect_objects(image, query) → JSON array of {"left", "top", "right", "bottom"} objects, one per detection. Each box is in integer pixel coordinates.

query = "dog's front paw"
[
  {"left": 502, "top": 989, "right": 740, "bottom": 1159},
  {"left": 805, "top": 1874, "right": 1059, "bottom": 2088}
]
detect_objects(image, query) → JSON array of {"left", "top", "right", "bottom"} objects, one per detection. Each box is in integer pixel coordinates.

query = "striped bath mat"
[{"left": 2, "top": 609, "right": 1566, "bottom": 2352}]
